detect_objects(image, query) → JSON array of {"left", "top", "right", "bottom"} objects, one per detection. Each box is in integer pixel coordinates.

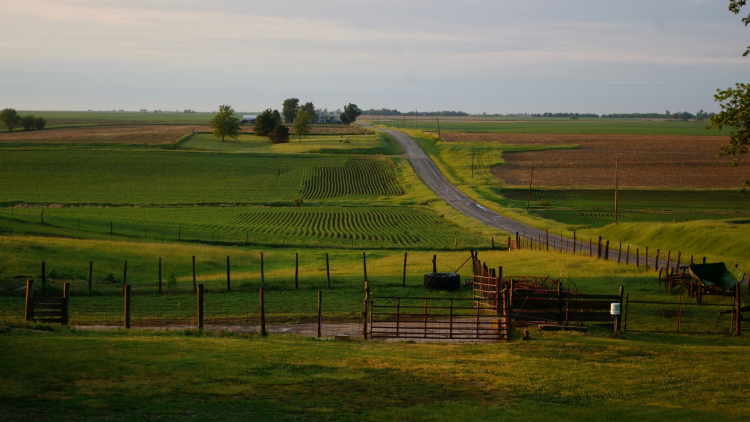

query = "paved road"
[{"left": 359, "top": 123, "right": 676, "bottom": 270}]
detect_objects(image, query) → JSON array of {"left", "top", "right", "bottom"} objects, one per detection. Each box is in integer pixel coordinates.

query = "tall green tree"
[
  {"left": 209, "top": 105, "right": 242, "bottom": 141},
  {"left": 34, "top": 116, "right": 47, "bottom": 130},
  {"left": 21, "top": 115, "right": 36, "bottom": 131},
  {"left": 254, "top": 109, "right": 278, "bottom": 136},
  {"left": 301, "top": 102, "right": 317, "bottom": 123},
  {"left": 709, "top": 1, "right": 750, "bottom": 190},
  {"left": 0, "top": 108, "right": 20, "bottom": 131},
  {"left": 293, "top": 109, "right": 311, "bottom": 142},
  {"left": 340, "top": 103, "right": 362, "bottom": 124},
  {"left": 282, "top": 98, "right": 300, "bottom": 123},
  {"left": 268, "top": 125, "right": 290, "bottom": 144},
  {"left": 272, "top": 110, "right": 282, "bottom": 126}
]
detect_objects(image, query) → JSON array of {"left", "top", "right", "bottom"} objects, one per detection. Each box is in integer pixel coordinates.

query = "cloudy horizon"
[{"left": 1, "top": 0, "right": 747, "bottom": 114}]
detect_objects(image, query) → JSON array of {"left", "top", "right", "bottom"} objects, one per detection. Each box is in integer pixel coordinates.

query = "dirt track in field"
[
  {"left": 0, "top": 125, "right": 206, "bottom": 144},
  {"left": 442, "top": 132, "right": 745, "bottom": 188}
]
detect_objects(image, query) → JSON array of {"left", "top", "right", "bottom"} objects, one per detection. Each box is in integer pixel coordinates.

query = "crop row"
[{"left": 300, "top": 157, "right": 403, "bottom": 199}]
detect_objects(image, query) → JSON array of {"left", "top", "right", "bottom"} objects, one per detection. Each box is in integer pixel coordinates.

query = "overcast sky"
[{"left": 1, "top": 0, "right": 747, "bottom": 114}]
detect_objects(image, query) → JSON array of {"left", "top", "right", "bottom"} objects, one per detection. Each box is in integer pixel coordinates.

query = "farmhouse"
[{"left": 242, "top": 115, "right": 258, "bottom": 123}]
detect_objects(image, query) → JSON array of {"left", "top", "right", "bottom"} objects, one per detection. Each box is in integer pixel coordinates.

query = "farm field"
[
  {"left": 0, "top": 124, "right": 202, "bottom": 144},
  {"left": 2, "top": 204, "right": 483, "bottom": 249},
  {"left": 3, "top": 110, "right": 219, "bottom": 129},
  {"left": 0, "top": 151, "right": 405, "bottom": 205},
  {"left": 362, "top": 117, "right": 729, "bottom": 136},
  {"left": 179, "top": 131, "right": 400, "bottom": 155}
]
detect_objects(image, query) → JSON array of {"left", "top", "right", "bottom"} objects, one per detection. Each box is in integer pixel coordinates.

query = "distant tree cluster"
[
  {"left": 600, "top": 111, "right": 710, "bottom": 120},
  {"left": 362, "top": 108, "right": 468, "bottom": 116},
  {"left": 0, "top": 108, "right": 46, "bottom": 131},
  {"left": 255, "top": 108, "right": 289, "bottom": 143},
  {"left": 531, "top": 112, "right": 600, "bottom": 118}
]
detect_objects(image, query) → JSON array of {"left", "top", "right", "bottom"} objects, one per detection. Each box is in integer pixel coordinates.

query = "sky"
[{"left": 0, "top": 0, "right": 748, "bottom": 114}]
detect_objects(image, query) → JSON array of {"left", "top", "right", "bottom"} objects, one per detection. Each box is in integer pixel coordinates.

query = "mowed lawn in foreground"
[{"left": 0, "top": 328, "right": 748, "bottom": 421}]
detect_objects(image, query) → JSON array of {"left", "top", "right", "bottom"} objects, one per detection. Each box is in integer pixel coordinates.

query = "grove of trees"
[
  {"left": 0, "top": 108, "right": 47, "bottom": 131},
  {"left": 340, "top": 103, "right": 361, "bottom": 124}
]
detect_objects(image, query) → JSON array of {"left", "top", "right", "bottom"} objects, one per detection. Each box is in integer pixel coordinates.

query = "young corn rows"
[{"left": 301, "top": 157, "right": 403, "bottom": 199}]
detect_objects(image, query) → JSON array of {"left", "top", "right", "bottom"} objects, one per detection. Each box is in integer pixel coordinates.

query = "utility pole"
[
  {"left": 436, "top": 116, "right": 441, "bottom": 138},
  {"left": 615, "top": 158, "right": 619, "bottom": 224},
  {"left": 526, "top": 166, "right": 534, "bottom": 211}
]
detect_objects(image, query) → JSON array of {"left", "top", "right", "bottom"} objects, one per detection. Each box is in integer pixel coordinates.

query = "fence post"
[
  {"left": 192, "top": 256, "right": 196, "bottom": 293},
  {"left": 516, "top": 232, "right": 520, "bottom": 249},
  {"left": 491, "top": 237, "right": 494, "bottom": 249},
  {"left": 432, "top": 255, "right": 437, "bottom": 273},
  {"left": 617, "top": 286, "right": 624, "bottom": 332},
  {"left": 618, "top": 243, "right": 622, "bottom": 264},
  {"left": 363, "top": 281, "right": 369, "bottom": 340},
  {"left": 318, "top": 291, "right": 322, "bottom": 338},
  {"left": 260, "top": 287, "right": 266, "bottom": 336},
  {"left": 362, "top": 252, "right": 367, "bottom": 281},
  {"left": 496, "top": 266, "right": 503, "bottom": 314},
  {"left": 124, "top": 284, "right": 131, "bottom": 329},
  {"left": 62, "top": 282, "right": 70, "bottom": 325},
  {"left": 197, "top": 284, "right": 204, "bottom": 330},
  {"left": 402, "top": 252, "right": 407, "bottom": 286},
  {"left": 597, "top": 237, "right": 602, "bottom": 259},
  {"left": 88, "top": 261, "right": 93, "bottom": 292},
  {"left": 573, "top": 231, "right": 576, "bottom": 253},
  {"left": 25, "top": 279, "right": 34, "bottom": 321},
  {"left": 655, "top": 250, "right": 660, "bottom": 271},
  {"left": 325, "top": 253, "right": 331, "bottom": 288},
  {"left": 645, "top": 247, "right": 649, "bottom": 271},
  {"left": 557, "top": 283, "right": 563, "bottom": 323},
  {"left": 604, "top": 241, "right": 610, "bottom": 261},
  {"left": 636, "top": 249, "right": 639, "bottom": 267},
  {"left": 589, "top": 239, "right": 592, "bottom": 257},
  {"left": 227, "top": 256, "right": 231, "bottom": 292},
  {"left": 260, "top": 252, "right": 265, "bottom": 288},
  {"left": 295, "top": 253, "right": 299, "bottom": 289}
]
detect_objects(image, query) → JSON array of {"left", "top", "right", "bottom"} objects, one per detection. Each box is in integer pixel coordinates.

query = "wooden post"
[
  {"left": 655, "top": 250, "right": 660, "bottom": 271},
  {"left": 636, "top": 249, "right": 639, "bottom": 267},
  {"left": 618, "top": 243, "right": 622, "bottom": 264},
  {"left": 449, "top": 299, "right": 454, "bottom": 339},
  {"left": 624, "top": 293, "right": 629, "bottom": 332},
  {"left": 197, "top": 284, "right": 204, "bottom": 330},
  {"left": 260, "top": 252, "right": 265, "bottom": 288},
  {"left": 626, "top": 246, "right": 630, "bottom": 265},
  {"left": 605, "top": 241, "right": 610, "bottom": 261},
  {"left": 295, "top": 253, "right": 299, "bottom": 289},
  {"left": 42, "top": 261, "right": 46, "bottom": 290},
  {"left": 432, "top": 255, "right": 437, "bottom": 273},
  {"left": 317, "top": 290, "right": 322, "bottom": 338},
  {"left": 617, "top": 286, "right": 624, "bottom": 332},
  {"left": 88, "top": 261, "right": 93, "bottom": 292},
  {"left": 326, "top": 252, "right": 332, "bottom": 289},
  {"left": 362, "top": 251, "right": 367, "bottom": 281},
  {"left": 526, "top": 167, "right": 534, "bottom": 211},
  {"left": 124, "top": 284, "right": 131, "bottom": 329},
  {"left": 690, "top": 255, "right": 694, "bottom": 266},
  {"left": 24, "top": 279, "right": 34, "bottom": 321},
  {"left": 589, "top": 239, "right": 592, "bottom": 257},
  {"left": 497, "top": 266, "right": 503, "bottom": 314},
  {"left": 226, "top": 256, "right": 231, "bottom": 292},
  {"left": 192, "top": 256, "right": 196, "bottom": 293},
  {"left": 158, "top": 258, "right": 162, "bottom": 293},
  {"left": 363, "top": 281, "right": 369, "bottom": 340},
  {"left": 645, "top": 247, "right": 649, "bottom": 271},
  {"left": 491, "top": 237, "right": 494, "bottom": 249},
  {"left": 260, "top": 287, "right": 266, "bottom": 335},
  {"left": 597, "top": 236, "right": 602, "bottom": 259},
  {"left": 123, "top": 260, "right": 127, "bottom": 286},
  {"left": 573, "top": 232, "right": 576, "bottom": 253},
  {"left": 402, "top": 252, "right": 407, "bottom": 286},
  {"left": 703, "top": 257, "right": 706, "bottom": 264}
]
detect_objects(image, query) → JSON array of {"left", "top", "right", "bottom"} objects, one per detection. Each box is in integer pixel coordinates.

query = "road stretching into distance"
[{"left": 357, "top": 122, "right": 702, "bottom": 274}]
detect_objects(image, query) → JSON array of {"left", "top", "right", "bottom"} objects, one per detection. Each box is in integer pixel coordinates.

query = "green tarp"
[{"left": 688, "top": 263, "right": 740, "bottom": 292}]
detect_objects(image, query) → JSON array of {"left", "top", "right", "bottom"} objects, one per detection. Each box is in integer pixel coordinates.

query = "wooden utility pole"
[
  {"left": 526, "top": 166, "right": 534, "bottom": 211},
  {"left": 436, "top": 117, "right": 441, "bottom": 138},
  {"left": 615, "top": 158, "right": 619, "bottom": 224}
]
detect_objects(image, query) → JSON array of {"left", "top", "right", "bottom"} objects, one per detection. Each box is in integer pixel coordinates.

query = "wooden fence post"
[
  {"left": 636, "top": 249, "right": 639, "bottom": 267},
  {"left": 645, "top": 247, "right": 649, "bottom": 271},
  {"left": 597, "top": 236, "right": 602, "bottom": 259},
  {"left": 192, "top": 256, "right": 196, "bottom": 293},
  {"left": 260, "top": 287, "right": 266, "bottom": 336},
  {"left": 157, "top": 258, "right": 162, "bottom": 293},
  {"left": 604, "top": 241, "right": 610, "bottom": 261},
  {"left": 124, "top": 284, "right": 131, "bottom": 329},
  {"left": 197, "top": 284, "right": 204, "bottom": 330},
  {"left": 362, "top": 251, "right": 367, "bottom": 281},
  {"left": 491, "top": 237, "right": 494, "bottom": 249},
  {"left": 226, "top": 256, "right": 231, "bottom": 292},
  {"left": 295, "top": 253, "right": 299, "bottom": 289},
  {"left": 25, "top": 279, "right": 34, "bottom": 321},
  {"left": 402, "top": 252, "right": 407, "bottom": 286},
  {"left": 496, "top": 266, "right": 503, "bottom": 314},
  {"left": 618, "top": 243, "right": 622, "bottom": 264},
  {"left": 260, "top": 252, "right": 265, "bottom": 288},
  {"left": 88, "top": 261, "right": 93, "bottom": 292},
  {"left": 317, "top": 290, "right": 322, "bottom": 338},
  {"left": 123, "top": 260, "right": 127, "bottom": 286},
  {"left": 573, "top": 232, "right": 576, "bottom": 254},
  {"left": 655, "top": 250, "right": 660, "bottom": 271},
  {"left": 589, "top": 239, "right": 592, "bottom": 257},
  {"left": 626, "top": 246, "right": 630, "bottom": 265},
  {"left": 432, "top": 255, "right": 437, "bottom": 273}
]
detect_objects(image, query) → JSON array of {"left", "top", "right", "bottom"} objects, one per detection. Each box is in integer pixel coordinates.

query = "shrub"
[
  {"left": 293, "top": 198, "right": 304, "bottom": 207},
  {"left": 268, "top": 125, "right": 290, "bottom": 143},
  {"left": 104, "top": 273, "right": 120, "bottom": 284},
  {"left": 21, "top": 115, "right": 36, "bottom": 131},
  {"left": 34, "top": 117, "right": 47, "bottom": 130}
]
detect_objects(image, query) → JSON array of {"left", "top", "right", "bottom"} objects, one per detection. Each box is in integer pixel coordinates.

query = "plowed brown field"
[
  {"left": 443, "top": 132, "right": 746, "bottom": 188},
  {"left": 0, "top": 125, "right": 206, "bottom": 144}
]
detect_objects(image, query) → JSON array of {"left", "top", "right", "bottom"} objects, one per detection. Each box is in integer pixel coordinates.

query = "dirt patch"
[
  {"left": 0, "top": 125, "right": 207, "bottom": 144},
  {"left": 443, "top": 133, "right": 745, "bottom": 188}
]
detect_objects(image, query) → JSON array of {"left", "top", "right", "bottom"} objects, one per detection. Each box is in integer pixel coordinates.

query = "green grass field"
[
  {"left": 4, "top": 110, "right": 218, "bottom": 129},
  {"left": 180, "top": 132, "right": 402, "bottom": 155}
]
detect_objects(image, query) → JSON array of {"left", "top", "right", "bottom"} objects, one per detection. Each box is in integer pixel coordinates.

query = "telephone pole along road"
[{"left": 357, "top": 122, "right": 666, "bottom": 268}]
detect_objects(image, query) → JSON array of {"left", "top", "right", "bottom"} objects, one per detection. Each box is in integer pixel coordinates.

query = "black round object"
[{"left": 423, "top": 272, "right": 461, "bottom": 291}]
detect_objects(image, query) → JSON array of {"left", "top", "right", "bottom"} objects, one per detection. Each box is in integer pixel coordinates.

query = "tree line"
[
  {"left": 362, "top": 108, "right": 468, "bottom": 116},
  {"left": 0, "top": 108, "right": 47, "bottom": 131}
]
